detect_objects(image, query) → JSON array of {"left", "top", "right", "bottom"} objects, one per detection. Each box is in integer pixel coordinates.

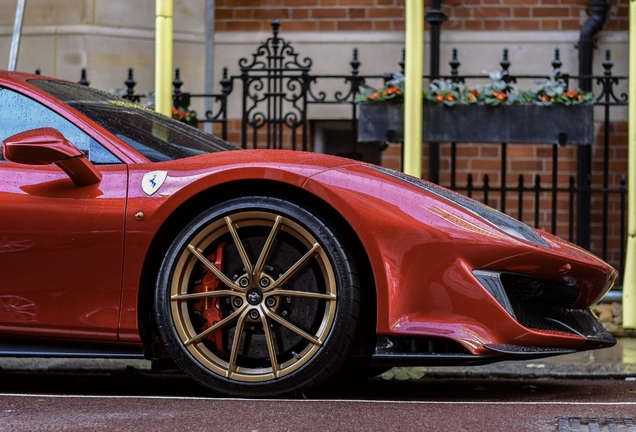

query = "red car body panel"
[{"left": 0, "top": 162, "right": 126, "bottom": 340}]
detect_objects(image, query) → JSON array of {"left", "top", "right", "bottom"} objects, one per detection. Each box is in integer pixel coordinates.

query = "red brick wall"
[
  {"left": 215, "top": 0, "right": 406, "bottom": 32},
  {"left": 214, "top": 0, "right": 628, "bottom": 32},
  {"left": 442, "top": 0, "right": 629, "bottom": 31}
]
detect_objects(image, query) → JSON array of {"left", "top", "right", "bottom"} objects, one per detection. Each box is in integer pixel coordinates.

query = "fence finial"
[
  {"left": 220, "top": 67, "right": 232, "bottom": 95},
  {"left": 499, "top": 49, "right": 513, "bottom": 84},
  {"left": 552, "top": 48, "right": 562, "bottom": 72},
  {"left": 78, "top": 68, "right": 90, "bottom": 86},
  {"left": 449, "top": 48, "right": 460, "bottom": 79},
  {"left": 350, "top": 48, "right": 360, "bottom": 76},
  {"left": 173, "top": 67, "right": 183, "bottom": 96},
  {"left": 500, "top": 48, "right": 511, "bottom": 77},
  {"left": 603, "top": 49, "right": 613, "bottom": 75},
  {"left": 271, "top": 19, "right": 280, "bottom": 38},
  {"left": 125, "top": 67, "right": 136, "bottom": 99}
]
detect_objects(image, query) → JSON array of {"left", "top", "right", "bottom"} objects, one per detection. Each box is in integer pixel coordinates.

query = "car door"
[{"left": 0, "top": 86, "right": 127, "bottom": 341}]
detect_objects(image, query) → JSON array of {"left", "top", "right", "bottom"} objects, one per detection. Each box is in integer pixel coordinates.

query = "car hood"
[{"left": 153, "top": 149, "right": 358, "bottom": 180}]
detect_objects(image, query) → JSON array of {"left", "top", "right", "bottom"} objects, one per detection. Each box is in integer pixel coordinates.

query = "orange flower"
[
  {"left": 493, "top": 92, "right": 507, "bottom": 101},
  {"left": 565, "top": 90, "right": 577, "bottom": 98},
  {"left": 435, "top": 94, "right": 444, "bottom": 102},
  {"left": 172, "top": 107, "right": 189, "bottom": 119},
  {"left": 541, "top": 94, "right": 551, "bottom": 102},
  {"left": 368, "top": 92, "right": 378, "bottom": 101},
  {"left": 444, "top": 94, "right": 455, "bottom": 101},
  {"left": 577, "top": 94, "right": 582, "bottom": 100},
  {"left": 385, "top": 87, "right": 401, "bottom": 95},
  {"left": 468, "top": 93, "right": 476, "bottom": 101}
]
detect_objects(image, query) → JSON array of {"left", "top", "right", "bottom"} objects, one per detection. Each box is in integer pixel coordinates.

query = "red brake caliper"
[{"left": 192, "top": 242, "right": 227, "bottom": 355}]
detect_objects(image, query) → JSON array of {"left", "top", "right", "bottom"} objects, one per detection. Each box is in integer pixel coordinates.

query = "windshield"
[{"left": 29, "top": 80, "right": 238, "bottom": 162}]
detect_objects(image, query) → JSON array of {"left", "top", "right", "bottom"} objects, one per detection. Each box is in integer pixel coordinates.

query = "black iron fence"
[{"left": 67, "top": 21, "right": 628, "bottom": 288}]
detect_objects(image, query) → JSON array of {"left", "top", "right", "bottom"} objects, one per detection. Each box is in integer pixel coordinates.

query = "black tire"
[{"left": 154, "top": 196, "right": 360, "bottom": 397}]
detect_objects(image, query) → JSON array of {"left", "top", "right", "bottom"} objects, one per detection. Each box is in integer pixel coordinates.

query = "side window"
[{"left": 0, "top": 88, "right": 120, "bottom": 164}]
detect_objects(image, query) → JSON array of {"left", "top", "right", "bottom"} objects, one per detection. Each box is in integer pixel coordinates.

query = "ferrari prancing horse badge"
[{"left": 142, "top": 171, "right": 168, "bottom": 196}]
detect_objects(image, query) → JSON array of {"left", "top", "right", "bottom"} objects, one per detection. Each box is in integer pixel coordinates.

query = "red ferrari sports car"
[{"left": 0, "top": 72, "right": 616, "bottom": 397}]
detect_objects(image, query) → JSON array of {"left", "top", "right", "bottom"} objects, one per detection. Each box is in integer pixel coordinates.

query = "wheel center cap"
[{"left": 246, "top": 288, "right": 264, "bottom": 305}]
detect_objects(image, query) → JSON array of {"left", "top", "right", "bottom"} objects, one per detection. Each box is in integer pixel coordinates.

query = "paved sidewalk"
[{"left": 0, "top": 339, "right": 634, "bottom": 380}]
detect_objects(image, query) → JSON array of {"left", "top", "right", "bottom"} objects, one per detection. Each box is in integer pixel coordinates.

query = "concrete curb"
[{"left": 420, "top": 363, "right": 636, "bottom": 380}]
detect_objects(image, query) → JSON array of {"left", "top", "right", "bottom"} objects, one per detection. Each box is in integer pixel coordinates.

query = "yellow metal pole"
[
  {"left": 155, "top": 0, "right": 174, "bottom": 117},
  {"left": 403, "top": 0, "right": 424, "bottom": 177},
  {"left": 623, "top": 0, "right": 636, "bottom": 328}
]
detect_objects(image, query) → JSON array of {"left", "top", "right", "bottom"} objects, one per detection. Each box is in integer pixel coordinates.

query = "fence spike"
[
  {"left": 173, "top": 67, "right": 183, "bottom": 96},
  {"left": 220, "top": 67, "right": 232, "bottom": 95},
  {"left": 449, "top": 48, "right": 460, "bottom": 77},
  {"left": 500, "top": 48, "right": 510, "bottom": 73},
  {"left": 271, "top": 19, "right": 280, "bottom": 38},
  {"left": 552, "top": 48, "right": 562, "bottom": 72},
  {"left": 350, "top": 48, "right": 360, "bottom": 75},
  {"left": 534, "top": 174, "right": 541, "bottom": 228},
  {"left": 125, "top": 67, "right": 136, "bottom": 99},
  {"left": 483, "top": 174, "right": 490, "bottom": 205},
  {"left": 603, "top": 49, "right": 613, "bottom": 75},
  {"left": 78, "top": 68, "right": 89, "bottom": 86}
]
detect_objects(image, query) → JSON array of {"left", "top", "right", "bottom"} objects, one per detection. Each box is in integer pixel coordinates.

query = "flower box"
[{"left": 357, "top": 102, "right": 594, "bottom": 145}]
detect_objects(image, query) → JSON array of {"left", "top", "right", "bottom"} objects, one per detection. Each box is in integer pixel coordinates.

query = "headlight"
[{"left": 371, "top": 166, "right": 550, "bottom": 248}]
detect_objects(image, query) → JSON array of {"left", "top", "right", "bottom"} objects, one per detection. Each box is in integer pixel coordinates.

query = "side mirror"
[{"left": 2, "top": 127, "right": 102, "bottom": 187}]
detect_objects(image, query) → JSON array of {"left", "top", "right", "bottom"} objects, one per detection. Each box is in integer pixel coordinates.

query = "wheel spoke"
[
  {"left": 268, "top": 243, "right": 321, "bottom": 290},
  {"left": 266, "top": 289, "right": 335, "bottom": 300},
  {"left": 254, "top": 215, "right": 282, "bottom": 277},
  {"left": 171, "top": 290, "right": 234, "bottom": 301},
  {"left": 263, "top": 308, "right": 322, "bottom": 346},
  {"left": 225, "top": 216, "right": 254, "bottom": 283},
  {"left": 260, "top": 307, "right": 279, "bottom": 378},
  {"left": 227, "top": 307, "right": 250, "bottom": 379},
  {"left": 184, "top": 303, "right": 247, "bottom": 346},
  {"left": 187, "top": 245, "right": 240, "bottom": 290}
]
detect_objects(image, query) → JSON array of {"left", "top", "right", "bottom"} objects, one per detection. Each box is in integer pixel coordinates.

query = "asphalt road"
[{"left": 0, "top": 370, "right": 635, "bottom": 431}]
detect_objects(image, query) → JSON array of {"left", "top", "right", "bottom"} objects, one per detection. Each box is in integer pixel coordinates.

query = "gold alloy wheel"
[{"left": 169, "top": 211, "right": 338, "bottom": 383}]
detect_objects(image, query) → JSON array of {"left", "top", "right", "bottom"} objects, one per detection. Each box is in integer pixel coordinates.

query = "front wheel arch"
[{"left": 137, "top": 180, "right": 376, "bottom": 363}]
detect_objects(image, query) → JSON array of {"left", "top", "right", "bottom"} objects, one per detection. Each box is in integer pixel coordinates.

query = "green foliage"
[
  {"left": 521, "top": 70, "right": 595, "bottom": 106},
  {"left": 355, "top": 73, "right": 405, "bottom": 103},
  {"left": 356, "top": 69, "right": 593, "bottom": 106}
]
